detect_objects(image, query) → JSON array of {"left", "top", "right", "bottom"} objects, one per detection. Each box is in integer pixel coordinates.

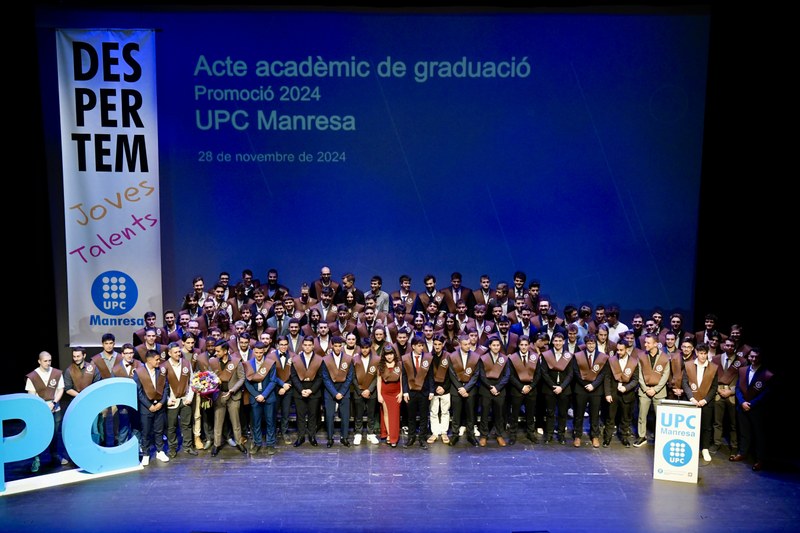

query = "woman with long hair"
[{"left": 377, "top": 344, "right": 403, "bottom": 447}]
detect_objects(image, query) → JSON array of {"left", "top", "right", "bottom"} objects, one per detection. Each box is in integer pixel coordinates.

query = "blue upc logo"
[
  {"left": 91, "top": 271, "right": 138, "bottom": 316},
  {"left": 662, "top": 439, "right": 693, "bottom": 466}
]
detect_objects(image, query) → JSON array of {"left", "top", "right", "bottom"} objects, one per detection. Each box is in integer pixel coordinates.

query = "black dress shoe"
[
  {"left": 622, "top": 439, "right": 632, "bottom": 448},
  {"left": 527, "top": 433, "right": 540, "bottom": 444},
  {"left": 293, "top": 437, "right": 306, "bottom": 447},
  {"left": 448, "top": 436, "right": 460, "bottom": 446},
  {"left": 404, "top": 436, "right": 416, "bottom": 448},
  {"left": 236, "top": 444, "right": 248, "bottom": 454},
  {"left": 602, "top": 438, "right": 611, "bottom": 448},
  {"left": 752, "top": 462, "right": 764, "bottom": 471},
  {"left": 309, "top": 437, "right": 319, "bottom": 447},
  {"left": 210, "top": 446, "right": 219, "bottom": 457},
  {"left": 557, "top": 435, "right": 566, "bottom": 445},
  {"left": 508, "top": 437, "right": 516, "bottom": 446},
  {"left": 341, "top": 439, "right": 350, "bottom": 447},
  {"left": 326, "top": 441, "right": 334, "bottom": 448},
  {"left": 185, "top": 448, "right": 199, "bottom": 456},
  {"left": 419, "top": 439, "right": 428, "bottom": 449},
  {"left": 730, "top": 454, "right": 746, "bottom": 462},
  {"left": 467, "top": 435, "right": 478, "bottom": 447}
]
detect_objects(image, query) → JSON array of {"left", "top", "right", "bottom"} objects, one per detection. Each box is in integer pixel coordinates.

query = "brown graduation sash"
[
  {"left": 135, "top": 366, "right": 166, "bottom": 402},
  {"left": 112, "top": 359, "right": 141, "bottom": 378},
  {"left": 448, "top": 351, "right": 480, "bottom": 382},
  {"left": 246, "top": 356, "right": 275, "bottom": 383},
  {"left": 737, "top": 366, "right": 773, "bottom": 402},
  {"left": 209, "top": 357, "right": 235, "bottom": 383},
  {"left": 608, "top": 355, "right": 637, "bottom": 383},
  {"left": 480, "top": 352, "right": 508, "bottom": 379},
  {"left": 638, "top": 351, "right": 669, "bottom": 386},
  {"left": 576, "top": 351, "right": 608, "bottom": 381},
  {"left": 433, "top": 352, "right": 450, "bottom": 383},
  {"left": 27, "top": 369, "right": 61, "bottom": 401},
  {"left": 684, "top": 361, "right": 718, "bottom": 400},
  {"left": 69, "top": 363, "right": 96, "bottom": 392},
  {"left": 323, "top": 353, "right": 354, "bottom": 383},
  {"left": 509, "top": 352, "right": 537, "bottom": 382},
  {"left": 267, "top": 351, "right": 292, "bottom": 382},
  {"left": 162, "top": 359, "right": 192, "bottom": 397},
  {"left": 541, "top": 350, "right": 572, "bottom": 372},
  {"left": 91, "top": 353, "right": 120, "bottom": 379},
  {"left": 402, "top": 353, "right": 432, "bottom": 390},
  {"left": 292, "top": 353, "right": 323, "bottom": 382},
  {"left": 713, "top": 354, "right": 745, "bottom": 385},
  {"left": 380, "top": 364, "right": 401, "bottom": 383},
  {"left": 193, "top": 352, "right": 210, "bottom": 372},
  {"left": 354, "top": 354, "right": 380, "bottom": 390}
]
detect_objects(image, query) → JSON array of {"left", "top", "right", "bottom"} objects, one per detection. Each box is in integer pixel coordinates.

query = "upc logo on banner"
[{"left": 91, "top": 271, "right": 138, "bottom": 315}]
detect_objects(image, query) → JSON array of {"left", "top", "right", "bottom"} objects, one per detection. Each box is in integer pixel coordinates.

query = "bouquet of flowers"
[{"left": 191, "top": 370, "right": 221, "bottom": 408}]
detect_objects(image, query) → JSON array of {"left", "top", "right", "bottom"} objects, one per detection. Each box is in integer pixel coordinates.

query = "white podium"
[{"left": 652, "top": 400, "right": 700, "bottom": 483}]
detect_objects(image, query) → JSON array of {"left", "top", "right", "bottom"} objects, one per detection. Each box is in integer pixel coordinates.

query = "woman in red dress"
[{"left": 378, "top": 344, "right": 403, "bottom": 447}]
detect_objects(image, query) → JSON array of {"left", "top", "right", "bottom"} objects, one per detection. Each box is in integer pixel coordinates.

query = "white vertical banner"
[
  {"left": 653, "top": 400, "right": 700, "bottom": 483},
  {"left": 56, "top": 29, "right": 162, "bottom": 345}
]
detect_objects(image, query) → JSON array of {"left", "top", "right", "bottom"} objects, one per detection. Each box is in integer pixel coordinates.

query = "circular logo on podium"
[{"left": 661, "top": 438, "right": 693, "bottom": 467}]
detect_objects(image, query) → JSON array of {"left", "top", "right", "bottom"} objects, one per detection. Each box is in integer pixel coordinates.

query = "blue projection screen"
[{"left": 37, "top": 7, "right": 709, "bottom": 326}]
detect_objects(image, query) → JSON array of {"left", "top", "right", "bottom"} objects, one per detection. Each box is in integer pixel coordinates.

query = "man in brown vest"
[
  {"left": 321, "top": 336, "right": 354, "bottom": 447},
  {"left": 291, "top": 336, "right": 324, "bottom": 447},
  {"left": 113, "top": 343, "right": 143, "bottom": 447},
  {"left": 477, "top": 336, "right": 511, "bottom": 447},
  {"left": 633, "top": 333, "right": 671, "bottom": 447},
  {"left": 268, "top": 335, "right": 294, "bottom": 445},
  {"left": 682, "top": 343, "right": 718, "bottom": 462},
  {"left": 603, "top": 338, "right": 639, "bottom": 448},
  {"left": 134, "top": 349, "right": 170, "bottom": 466},
  {"left": 162, "top": 342, "right": 198, "bottom": 457},
  {"left": 507, "top": 335, "right": 541, "bottom": 445},
  {"left": 447, "top": 335, "right": 480, "bottom": 447},
  {"left": 25, "top": 351, "right": 66, "bottom": 471},
  {"left": 209, "top": 342, "right": 248, "bottom": 456},
  {"left": 63, "top": 346, "right": 102, "bottom": 444},
  {"left": 402, "top": 337, "right": 434, "bottom": 449},
  {"left": 352, "top": 338, "right": 380, "bottom": 445},
  {"left": 711, "top": 338, "right": 746, "bottom": 454}
]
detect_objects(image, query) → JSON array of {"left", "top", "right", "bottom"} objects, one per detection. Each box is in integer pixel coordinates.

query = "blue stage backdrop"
[{"left": 36, "top": 6, "right": 710, "bottom": 329}]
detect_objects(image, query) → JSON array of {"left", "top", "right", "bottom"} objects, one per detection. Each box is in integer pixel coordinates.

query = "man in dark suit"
[
  {"left": 447, "top": 335, "right": 480, "bottom": 447},
  {"left": 321, "top": 336, "right": 355, "bottom": 447},
  {"left": 540, "top": 332, "right": 574, "bottom": 444},
  {"left": 411, "top": 274, "right": 446, "bottom": 317},
  {"left": 134, "top": 349, "right": 170, "bottom": 465},
  {"left": 333, "top": 272, "right": 365, "bottom": 305},
  {"left": 492, "top": 316, "right": 519, "bottom": 355},
  {"left": 266, "top": 301, "right": 290, "bottom": 338},
  {"left": 291, "top": 336, "right": 324, "bottom": 446},
  {"left": 390, "top": 274, "right": 417, "bottom": 315},
  {"left": 309, "top": 265, "right": 338, "bottom": 300}
]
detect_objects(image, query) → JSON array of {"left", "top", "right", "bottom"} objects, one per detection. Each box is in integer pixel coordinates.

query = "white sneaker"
[
  {"left": 458, "top": 426, "right": 466, "bottom": 436},
  {"left": 156, "top": 451, "right": 170, "bottom": 463},
  {"left": 141, "top": 455, "right": 150, "bottom": 466},
  {"left": 473, "top": 425, "right": 480, "bottom": 437},
  {"left": 702, "top": 449, "right": 712, "bottom": 462},
  {"left": 367, "top": 434, "right": 379, "bottom": 445},
  {"left": 353, "top": 434, "right": 362, "bottom": 445},
  {"left": 227, "top": 438, "right": 237, "bottom": 447}
]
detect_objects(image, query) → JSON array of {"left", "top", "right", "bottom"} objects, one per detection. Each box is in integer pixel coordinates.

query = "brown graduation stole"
[
  {"left": 69, "top": 363, "right": 95, "bottom": 392},
  {"left": 432, "top": 352, "right": 450, "bottom": 383},
  {"left": 713, "top": 354, "right": 745, "bottom": 385},
  {"left": 380, "top": 364, "right": 401, "bottom": 383},
  {"left": 354, "top": 354, "right": 380, "bottom": 390},
  {"left": 639, "top": 351, "right": 669, "bottom": 386},
  {"left": 608, "top": 355, "right": 637, "bottom": 383},
  {"left": 323, "top": 353, "right": 353, "bottom": 383},
  {"left": 193, "top": 352, "right": 210, "bottom": 372},
  {"left": 246, "top": 356, "right": 276, "bottom": 383},
  {"left": 268, "top": 351, "right": 292, "bottom": 382},
  {"left": 112, "top": 359, "right": 141, "bottom": 378},
  {"left": 292, "top": 352, "right": 323, "bottom": 382},
  {"left": 576, "top": 351, "right": 608, "bottom": 381},
  {"left": 135, "top": 366, "right": 166, "bottom": 402},
  {"left": 448, "top": 351, "right": 480, "bottom": 382},
  {"left": 209, "top": 357, "right": 235, "bottom": 383},
  {"left": 480, "top": 352, "right": 508, "bottom": 380},
  {"left": 26, "top": 369, "right": 62, "bottom": 401},
  {"left": 541, "top": 350, "right": 572, "bottom": 372},
  {"left": 162, "top": 358, "right": 192, "bottom": 397},
  {"left": 737, "top": 366, "right": 773, "bottom": 402},
  {"left": 509, "top": 352, "right": 537, "bottom": 382},
  {"left": 684, "top": 361, "right": 718, "bottom": 400},
  {"left": 402, "top": 353, "right": 432, "bottom": 390},
  {"left": 91, "top": 353, "right": 120, "bottom": 379},
  {"left": 670, "top": 355, "right": 692, "bottom": 388}
]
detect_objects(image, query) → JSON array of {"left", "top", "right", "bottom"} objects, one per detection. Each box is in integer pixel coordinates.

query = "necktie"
[
  {"left": 522, "top": 354, "right": 527, "bottom": 364},
  {"left": 277, "top": 319, "right": 283, "bottom": 332},
  {"left": 127, "top": 364, "right": 133, "bottom": 376},
  {"left": 723, "top": 357, "right": 729, "bottom": 371},
  {"left": 415, "top": 355, "right": 420, "bottom": 370},
  {"left": 588, "top": 353, "right": 593, "bottom": 366},
  {"left": 502, "top": 335, "right": 508, "bottom": 348}
]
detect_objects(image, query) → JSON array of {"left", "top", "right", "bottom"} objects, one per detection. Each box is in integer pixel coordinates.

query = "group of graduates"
[{"left": 25, "top": 268, "right": 773, "bottom": 473}]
